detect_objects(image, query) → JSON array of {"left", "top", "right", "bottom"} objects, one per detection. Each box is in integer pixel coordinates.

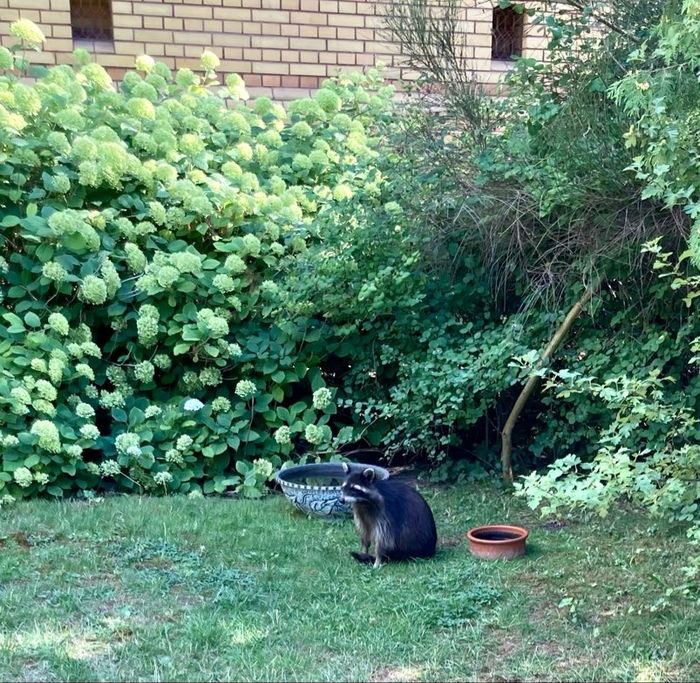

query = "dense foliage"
[{"left": 0, "top": 21, "right": 396, "bottom": 500}]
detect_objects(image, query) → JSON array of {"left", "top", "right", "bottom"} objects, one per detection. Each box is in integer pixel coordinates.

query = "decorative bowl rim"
[
  {"left": 275, "top": 462, "right": 390, "bottom": 492},
  {"left": 466, "top": 524, "right": 529, "bottom": 544}
]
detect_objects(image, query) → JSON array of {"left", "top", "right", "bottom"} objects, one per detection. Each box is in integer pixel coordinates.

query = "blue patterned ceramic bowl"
[{"left": 276, "top": 462, "right": 390, "bottom": 519}]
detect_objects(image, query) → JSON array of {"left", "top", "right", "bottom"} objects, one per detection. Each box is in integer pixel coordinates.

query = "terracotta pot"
[{"left": 466, "top": 524, "right": 529, "bottom": 560}]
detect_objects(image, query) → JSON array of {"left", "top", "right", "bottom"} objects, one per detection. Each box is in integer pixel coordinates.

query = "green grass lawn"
[{"left": 0, "top": 481, "right": 698, "bottom": 682}]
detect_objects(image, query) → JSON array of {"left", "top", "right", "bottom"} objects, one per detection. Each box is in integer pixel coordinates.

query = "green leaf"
[{"left": 24, "top": 312, "right": 41, "bottom": 328}]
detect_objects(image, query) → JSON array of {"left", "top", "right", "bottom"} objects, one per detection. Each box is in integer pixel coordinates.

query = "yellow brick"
[
  {"left": 299, "top": 25, "right": 319, "bottom": 37},
  {"left": 290, "top": 11, "right": 326, "bottom": 25},
  {"left": 114, "top": 41, "right": 147, "bottom": 55},
  {"left": 138, "top": 4, "right": 175, "bottom": 17},
  {"left": 281, "top": 0, "right": 299, "bottom": 8},
  {"left": 320, "top": 0, "right": 337, "bottom": 11},
  {"left": 44, "top": 37, "right": 73, "bottom": 51},
  {"left": 40, "top": 10, "right": 69, "bottom": 24},
  {"left": 251, "top": 9, "right": 288, "bottom": 22},
  {"left": 113, "top": 28, "right": 134, "bottom": 40},
  {"left": 281, "top": 24, "right": 299, "bottom": 36},
  {"left": 213, "top": 7, "right": 250, "bottom": 21},
  {"left": 222, "top": 46, "right": 243, "bottom": 59},
  {"left": 163, "top": 18, "right": 183, "bottom": 30},
  {"left": 143, "top": 16, "right": 164, "bottom": 29},
  {"left": 243, "top": 21, "right": 262, "bottom": 34},
  {"left": 244, "top": 47, "right": 262, "bottom": 60},
  {"left": 165, "top": 44, "right": 185, "bottom": 56},
  {"left": 318, "top": 26, "right": 335, "bottom": 38},
  {"left": 213, "top": 32, "right": 249, "bottom": 47},
  {"left": 251, "top": 61, "right": 290, "bottom": 74},
  {"left": 204, "top": 19, "right": 223, "bottom": 31},
  {"left": 318, "top": 51, "right": 337, "bottom": 63},
  {"left": 300, "top": 0, "right": 318, "bottom": 9},
  {"left": 327, "top": 39, "right": 361, "bottom": 52},
  {"left": 95, "top": 54, "right": 137, "bottom": 67},
  {"left": 337, "top": 52, "right": 356, "bottom": 65},
  {"left": 51, "top": 24, "right": 71, "bottom": 38},
  {"left": 262, "top": 48, "right": 281, "bottom": 60},
  {"left": 262, "top": 0, "right": 282, "bottom": 7},
  {"left": 356, "top": 28, "right": 374, "bottom": 41},
  {"left": 220, "top": 59, "right": 251, "bottom": 72},
  {"left": 290, "top": 37, "right": 325, "bottom": 50},
  {"left": 51, "top": 0, "right": 70, "bottom": 10},
  {"left": 337, "top": 1, "right": 355, "bottom": 12},
  {"left": 251, "top": 35, "right": 289, "bottom": 48},
  {"left": 183, "top": 19, "right": 204, "bottom": 31},
  {"left": 114, "top": 14, "right": 143, "bottom": 28},
  {"left": 336, "top": 27, "right": 354, "bottom": 39},
  {"left": 8, "top": 0, "right": 45, "bottom": 8},
  {"left": 329, "top": 13, "right": 363, "bottom": 27},
  {"left": 290, "top": 63, "right": 327, "bottom": 76},
  {"left": 111, "top": 2, "right": 133, "bottom": 14},
  {"left": 175, "top": 5, "right": 213, "bottom": 18},
  {"left": 145, "top": 43, "right": 166, "bottom": 56},
  {"left": 134, "top": 29, "right": 174, "bottom": 43},
  {"left": 261, "top": 22, "right": 281, "bottom": 35},
  {"left": 281, "top": 49, "right": 299, "bottom": 61},
  {"left": 172, "top": 31, "right": 212, "bottom": 45}
]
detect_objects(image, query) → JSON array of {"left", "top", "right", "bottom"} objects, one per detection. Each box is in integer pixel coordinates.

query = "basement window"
[
  {"left": 70, "top": 0, "right": 114, "bottom": 46},
  {"left": 491, "top": 7, "right": 524, "bottom": 61}
]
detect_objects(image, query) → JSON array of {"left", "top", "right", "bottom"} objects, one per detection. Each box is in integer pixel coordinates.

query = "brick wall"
[{"left": 0, "top": 0, "right": 549, "bottom": 100}]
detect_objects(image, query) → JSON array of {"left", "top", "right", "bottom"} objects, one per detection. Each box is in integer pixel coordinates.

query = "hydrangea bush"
[{"left": 0, "top": 20, "right": 394, "bottom": 500}]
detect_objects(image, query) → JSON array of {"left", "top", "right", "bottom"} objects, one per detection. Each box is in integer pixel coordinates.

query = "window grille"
[
  {"left": 70, "top": 0, "right": 114, "bottom": 42},
  {"left": 491, "top": 7, "right": 524, "bottom": 61}
]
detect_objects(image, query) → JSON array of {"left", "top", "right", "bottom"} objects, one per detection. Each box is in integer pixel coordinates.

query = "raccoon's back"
[{"left": 376, "top": 479, "right": 437, "bottom": 560}]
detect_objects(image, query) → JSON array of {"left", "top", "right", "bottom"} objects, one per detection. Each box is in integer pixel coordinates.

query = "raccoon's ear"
[
  {"left": 362, "top": 467, "right": 376, "bottom": 482},
  {"left": 342, "top": 462, "right": 350, "bottom": 474}
]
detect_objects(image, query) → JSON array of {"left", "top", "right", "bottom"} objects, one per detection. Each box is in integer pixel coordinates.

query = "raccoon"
[{"left": 339, "top": 464, "right": 437, "bottom": 568}]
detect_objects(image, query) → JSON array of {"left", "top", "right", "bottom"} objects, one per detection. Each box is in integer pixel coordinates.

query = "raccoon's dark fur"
[{"left": 339, "top": 464, "right": 437, "bottom": 568}]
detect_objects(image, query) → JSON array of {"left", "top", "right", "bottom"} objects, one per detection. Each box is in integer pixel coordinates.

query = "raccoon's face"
[{"left": 339, "top": 466, "right": 376, "bottom": 504}]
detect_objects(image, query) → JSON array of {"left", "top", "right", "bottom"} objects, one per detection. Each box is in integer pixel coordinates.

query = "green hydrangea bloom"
[
  {"left": 199, "top": 367, "right": 222, "bottom": 387},
  {"left": 100, "top": 460, "right": 121, "bottom": 477},
  {"left": 135, "top": 54, "right": 156, "bottom": 73},
  {"left": 115, "top": 432, "right": 140, "bottom": 455},
  {"left": 84, "top": 462, "right": 100, "bottom": 475},
  {"left": 213, "top": 273, "right": 235, "bottom": 293},
  {"left": 274, "top": 425, "right": 291, "bottom": 445},
  {"left": 13, "top": 467, "right": 34, "bottom": 488},
  {"left": 153, "top": 354, "right": 171, "bottom": 370},
  {"left": 134, "top": 361, "right": 155, "bottom": 383},
  {"left": 200, "top": 50, "right": 220, "bottom": 71},
  {"left": 75, "top": 402, "right": 95, "bottom": 419},
  {"left": 36, "top": 379, "right": 57, "bottom": 402},
  {"left": 144, "top": 405, "right": 162, "bottom": 419},
  {"left": 9, "top": 18, "right": 45, "bottom": 47},
  {"left": 79, "top": 275, "right": 108, "bottom": 304},
  {"left": 47, "top": 312, "right": 69, "bottom": 336},
  {"left": 75, "top": 363, "right": 95, "bottom": 381},
  {"left": 224, "top": 254, "right": 247, "bottom": 274},
  {"left": 242, "top": 234, "right": 261, "bottom": 257},
  {"left": 304, "top": 424, "right": 324, "bottom": 445},
  {"left": 31, "top": 420, "right": 62, "bottom": 453},
  {"left": 125, "top": 243, "right": 147, "bottom": 272},
  {"left": 312, "top": 387, "right": 333, "bottom": 411},
  {"left": 235, "top": 379, "right": 256, "bottom": 400},
  {"left": 80, "top": 424, "right": 100, "bottom": 440},
  {"left": 176, "top": 434, "right": 193, "bottom": 452},
  {"left": 211, "top": 397, "right": 231, "bottom": 413},
  {"left": 153, "top": 471, "right": 173, "bottom": 486}
]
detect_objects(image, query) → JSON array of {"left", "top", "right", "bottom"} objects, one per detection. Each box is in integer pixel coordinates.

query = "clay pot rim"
[{"left": 467, "top": 524, "right": 529, "bottom": 544}]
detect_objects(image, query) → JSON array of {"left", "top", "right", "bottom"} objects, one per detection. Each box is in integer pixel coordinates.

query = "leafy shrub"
[{"left": 0, "top": 20, "right": 394, "bottom": 501}]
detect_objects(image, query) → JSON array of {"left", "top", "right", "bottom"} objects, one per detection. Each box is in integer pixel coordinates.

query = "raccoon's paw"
[{"left": 350, "top": 551, "right": 375, "bottom": 565}]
